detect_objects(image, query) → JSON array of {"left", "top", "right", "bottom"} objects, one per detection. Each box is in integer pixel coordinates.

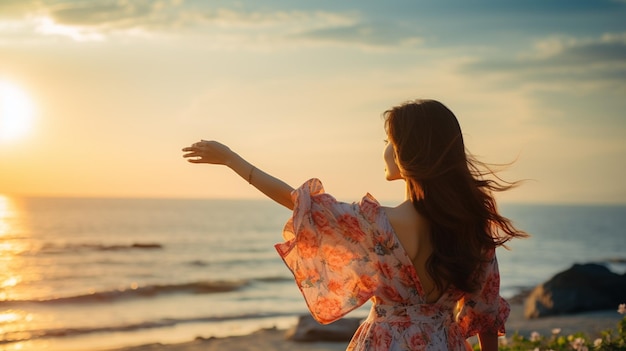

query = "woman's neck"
[{"left": 404, "top": 180, "right": 423, "bottom": 202}]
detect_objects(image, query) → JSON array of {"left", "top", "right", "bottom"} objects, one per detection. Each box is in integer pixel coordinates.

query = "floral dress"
[{"left": 275, "top": 179, "right": 510, "bottom": 351}]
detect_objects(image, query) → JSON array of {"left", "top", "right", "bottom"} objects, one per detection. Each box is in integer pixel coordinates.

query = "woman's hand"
[
  {"left": 181, "top": 139, "right": 295, "bottom": 209},
  {"left": 182, "top": 140, "right": 234, "bottom": 166}
]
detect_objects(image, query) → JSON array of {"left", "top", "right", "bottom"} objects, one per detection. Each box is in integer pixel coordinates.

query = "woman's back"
[{"left": 383, "top": 202, "right": 442, "bottom": 304}]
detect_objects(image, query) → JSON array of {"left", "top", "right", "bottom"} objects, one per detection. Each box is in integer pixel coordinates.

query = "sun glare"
[{"left": 0, "top": 80, "right": 36, "bottom": 143}]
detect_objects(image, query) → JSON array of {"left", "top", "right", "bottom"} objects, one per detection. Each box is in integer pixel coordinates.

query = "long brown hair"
[{"left": 384, "top": 99, "right": 528, "bottom": 293}]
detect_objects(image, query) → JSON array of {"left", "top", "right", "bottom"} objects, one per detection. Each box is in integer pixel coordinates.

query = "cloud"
[
  {"left": 0, "top": 0, "right": 423, "bottom": 49},
  {"left": 35, "top": 16, "right": 107, "bottom": 42},
  {"left": 42, "top": 0, "right": 346, "bottom": 31},
  {"left": 553, "top": 33, "right": 626, "bottom": 64},
  {"left": 458, "top": 31, "right": 626, "bottom": 164},
  {"left": 0, "top": 0, "right": 180, "bottom": 42},
  {"left": 0, "top": 0, "right": 39, "bottom": 17},
  {"left": 45, "top": 0, "right": 187, "bottom": 33},
  {"left": 292, "top": 21, "right": 423, "bottom": 49},
  {"left": 463, "top": 32, "right": 626, "bottom": 83}
]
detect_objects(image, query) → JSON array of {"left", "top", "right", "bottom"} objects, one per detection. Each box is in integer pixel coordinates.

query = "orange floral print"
[
  {"left": 296, "top": 227, "right": 318, "bottom": 259},
  {"left": 322, "top": 244, "right": 354, "bottom": 272},
  {"left": 315, "top": 296, "right": 343, "bottom": 320},
  {"left": 276, "top": 179, "right": 509, "bottom": 351},
  {"left": 294, "top": 267, "right": 321, "bottom": 288},
  {"left": 327, "top": 279, "right": 345, "bottom": 295},
  {"left": 338, "top": 214, "right": 366, "bottom": 242}
]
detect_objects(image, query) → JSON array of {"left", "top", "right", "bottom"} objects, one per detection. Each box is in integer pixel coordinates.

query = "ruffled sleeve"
[
  {"left": 275, "top": 179, "right": 382, "bottom": 324},
  {"left": 455, "top": 248, "right": 510, "bottom": 337}
]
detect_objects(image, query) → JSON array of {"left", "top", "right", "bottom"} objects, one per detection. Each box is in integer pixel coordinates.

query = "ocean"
[{"left": 0, "top": 195, "right": 625, "bottom": 351}]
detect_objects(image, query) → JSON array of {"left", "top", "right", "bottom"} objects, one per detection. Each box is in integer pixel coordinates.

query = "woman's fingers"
[
  {"left": 182, "top": 142, "right": 206, "bottom": 151},
  {"left": 182, "top": 141, "right": 208, "bottom": 157},
  {"left": 187, "top": 157, "right": 204, "bottom": 163},
  {"left": 182, "top": 152, "right": 199, "bottom": 158},
  {"left": 182, "top": 140, "right": 231, "bottom": 165},
  {"left": 182, "top": 144, "right": 212, "bottom": 163},
  {"left": 183, "top": 151, "right": 204, "bottom": 163}
]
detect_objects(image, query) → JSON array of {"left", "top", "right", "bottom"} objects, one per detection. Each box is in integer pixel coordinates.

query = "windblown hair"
[{"left": 384, "top": 99, "right": 528, "bottom": 293}]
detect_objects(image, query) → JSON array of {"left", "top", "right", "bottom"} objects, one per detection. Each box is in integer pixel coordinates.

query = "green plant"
[{"left": 486, "top": 304, "right": 626, "bottom": 351}]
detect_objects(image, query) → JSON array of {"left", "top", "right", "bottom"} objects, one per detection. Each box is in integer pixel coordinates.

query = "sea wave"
[
  {"left": 36, "top": 242, "right": 164, "bottom": 254},
  {"left": 0, "top": 312, "right": 296, "bottom": 345},
  {"left": 255, "top": 276, "right": 293, "bottom": 283},
  {"left": 1, "top": 280, "right": 248, "bottom": 305}
]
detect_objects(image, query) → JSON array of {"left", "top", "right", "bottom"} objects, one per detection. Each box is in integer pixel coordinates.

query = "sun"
[{"left": 0, "top": 80, "right": 36, "bottom": 143}]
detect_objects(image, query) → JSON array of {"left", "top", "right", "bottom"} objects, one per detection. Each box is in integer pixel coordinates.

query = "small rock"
[{"left": 285, "top": 314, "right": 361, "bottom": 342}]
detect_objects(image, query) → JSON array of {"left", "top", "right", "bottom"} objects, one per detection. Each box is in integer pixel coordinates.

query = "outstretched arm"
[{"left": 182, "top": 140, "right": 295, "bottom": 210}]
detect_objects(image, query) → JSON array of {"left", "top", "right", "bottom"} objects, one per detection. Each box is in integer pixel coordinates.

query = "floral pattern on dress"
[{"left": 275, "top": 179, "right": 510, "bottom": 351}]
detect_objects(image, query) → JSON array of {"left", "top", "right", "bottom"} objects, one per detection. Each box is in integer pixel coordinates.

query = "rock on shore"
[{"left": 524, "top": 263, "right": 626, "bottom": 318}]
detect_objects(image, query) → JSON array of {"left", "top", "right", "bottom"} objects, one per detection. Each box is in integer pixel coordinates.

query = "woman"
[{"left": 182, "top": 99, "right": 528, "bottom": 350}]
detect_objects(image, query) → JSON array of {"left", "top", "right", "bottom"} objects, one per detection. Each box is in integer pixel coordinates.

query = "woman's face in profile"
[{"left": 383, "top": 140, "right": 402, "bottom": 181}]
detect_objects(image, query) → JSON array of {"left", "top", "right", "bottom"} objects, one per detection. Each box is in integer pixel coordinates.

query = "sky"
[{"left": 0, "top": 0, "right": 624, "bottom": 204}]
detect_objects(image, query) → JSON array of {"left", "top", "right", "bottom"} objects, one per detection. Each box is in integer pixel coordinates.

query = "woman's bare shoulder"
[{"left": 381, "top": 202, "right": 430, "bottom": 260}]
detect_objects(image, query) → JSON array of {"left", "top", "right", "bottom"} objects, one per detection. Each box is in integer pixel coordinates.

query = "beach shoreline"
[{"left": 103, "top": 303, "right": 624, "bottom": 351}]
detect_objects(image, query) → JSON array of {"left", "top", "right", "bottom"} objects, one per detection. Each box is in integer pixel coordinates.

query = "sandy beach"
[{"left": 105, "top": 303, "right": 624, "bottom": 351}]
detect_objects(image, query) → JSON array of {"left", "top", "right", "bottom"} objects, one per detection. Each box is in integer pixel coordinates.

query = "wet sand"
[{"left": 105, "top": 303, "right": 623, "bottom": 351}]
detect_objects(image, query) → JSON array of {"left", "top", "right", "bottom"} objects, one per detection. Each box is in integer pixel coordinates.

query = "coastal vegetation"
[{"left": 482, "top": 304, "right": 626, "bottom": 351}]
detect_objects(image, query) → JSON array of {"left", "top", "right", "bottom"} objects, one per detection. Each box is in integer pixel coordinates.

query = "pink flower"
[
  {"left": 312, "top": 193, "right": 336, "bottom": 208},
  {"left": 498, "top": 337, "right": 508, "bottom": 346},
  {"left": 408, "top": 333, "right": 428, "bottom": 349},
  {"left": 398, "top": 264, "right": 416, "bottom": 287},
  {"left": 377, "top": 262, "right": 395, "bottom": 279},
  {"left": 371, "top": 327, "right": 392, "bottom": 349},
  {"left": 617, "top": 303, "right": 626, "bottom": 315},
  {"left": 382, "top": 285, "right": 403, "bottom": 302},
  {"left": 338, "top": 214, "right": 366, "bottom": 242},
  {"left": 530, "top": 331, "right": 541, "bottom": 342},
  {"left": 312, "top": 210, "right": 330, "bottom": 227},
  {"left": 359, "top": 197, "right": 379, "bottom": 221},
  {"left": 571, "top": 337, "right": 587, "bottom": 351}
]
